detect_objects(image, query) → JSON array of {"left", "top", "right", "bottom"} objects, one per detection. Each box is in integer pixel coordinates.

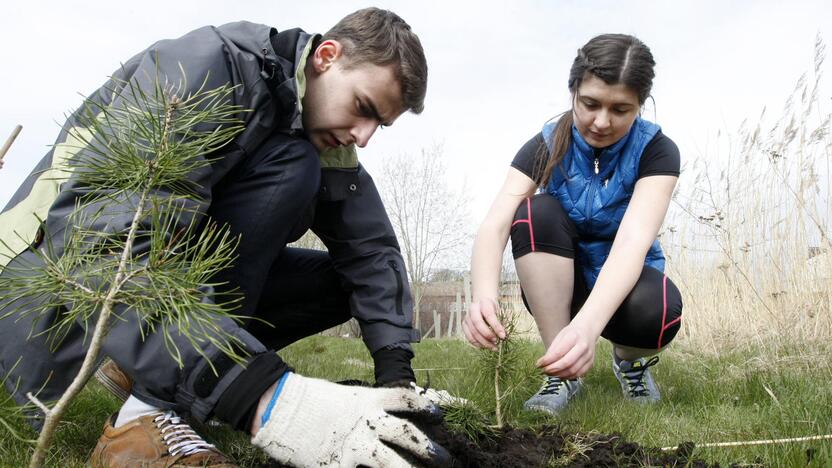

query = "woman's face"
[{"left": 572, "top": 74, "right": 641, "bottom": 148}]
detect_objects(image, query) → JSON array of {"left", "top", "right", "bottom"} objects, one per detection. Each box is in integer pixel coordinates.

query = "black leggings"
[{"left": 510, "top": 193, "right": 683, "bottom": 349}]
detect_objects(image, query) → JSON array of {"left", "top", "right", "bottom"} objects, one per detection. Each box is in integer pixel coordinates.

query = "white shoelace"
[
  {"left": 620, "top": 356, "right": 660, "bottom": 397},
  {"left": 538, "top": 376, "right": 564, "bottom": 395},
  {"left": 153, "top": 411, "right": 216, "bottom": 456}
]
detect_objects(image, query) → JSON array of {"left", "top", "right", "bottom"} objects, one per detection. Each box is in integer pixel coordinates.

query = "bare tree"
[{"left": 379, "top": 144, "right": 471, "bottom": 331}]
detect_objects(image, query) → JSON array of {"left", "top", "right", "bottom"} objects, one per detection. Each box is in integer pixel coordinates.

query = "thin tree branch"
[
  {"left": 29, "top": 184, "right": 150, "bottom": 468},
  {"left": 0, "top": 125, "right": 22, "bottom": 162}
]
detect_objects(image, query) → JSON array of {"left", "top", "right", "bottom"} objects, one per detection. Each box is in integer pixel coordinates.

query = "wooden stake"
[
  {"left": 661, "top": 433, "right": 832, "bottom": 451},
  {"left": 0, "top": 125, "right": 22, "bottom": 162},
  {"left": 455, "top": 291, "right": 462, "bottom": 337}
]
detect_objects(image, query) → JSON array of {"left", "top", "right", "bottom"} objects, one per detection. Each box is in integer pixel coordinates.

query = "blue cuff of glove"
[{"left": 261, "top": 371, "right": 292, "bottom": 427}]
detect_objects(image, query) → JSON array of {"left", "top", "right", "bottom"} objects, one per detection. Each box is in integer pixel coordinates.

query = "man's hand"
[
  {"left": 462, "top": 298, "right": 506, "bottom": 350},
  {"left": 252, "top": 373, "right": 452, "bottom": 467},
  {"left": 535, "top": 322, "right": 599, "bottom": 379}
]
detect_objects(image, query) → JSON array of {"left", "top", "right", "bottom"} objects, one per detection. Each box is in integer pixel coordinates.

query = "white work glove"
[
  {"left": 252, "top": 373, "right": 451, "bottom": 467},
  {"left": 409, "top": 382, "right": 470, "bottom": 407}
]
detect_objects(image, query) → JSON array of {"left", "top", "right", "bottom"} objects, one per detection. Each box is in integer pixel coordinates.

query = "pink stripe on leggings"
[
  {"left": 511, "top": 198, "right": 536, "bottom": 252},
  {"left": 656, "top": 274, "right": 681, "bottom": 348}
]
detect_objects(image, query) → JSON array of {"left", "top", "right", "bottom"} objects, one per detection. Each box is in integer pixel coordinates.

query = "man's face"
[{"left": 302, "top": 40, "right": 404, "bottom": 152}]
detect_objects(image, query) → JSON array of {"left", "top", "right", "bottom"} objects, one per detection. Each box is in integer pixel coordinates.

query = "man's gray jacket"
[{"left": 0, "top": 21, "right": 417, "bottom": 423}]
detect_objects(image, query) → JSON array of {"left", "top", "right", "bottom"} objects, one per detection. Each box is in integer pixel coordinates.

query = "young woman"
[{"left": 465, "top": 34, "right": 683, "bottom": 414}]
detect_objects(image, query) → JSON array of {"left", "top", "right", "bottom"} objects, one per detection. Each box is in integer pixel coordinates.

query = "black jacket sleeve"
[{"left": 312, "top": 165, "right": 420, "bottom": 354}]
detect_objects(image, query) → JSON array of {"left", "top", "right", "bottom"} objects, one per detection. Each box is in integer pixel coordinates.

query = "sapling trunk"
[
  {"left": 28, "top": 186, "right": 150, "bottom": 468},
  {"left": 493, "top": 338, "right": 504, "bottom": 428},
  {"left": 484, "top": 304, "right": 523, "bottom": 429}
]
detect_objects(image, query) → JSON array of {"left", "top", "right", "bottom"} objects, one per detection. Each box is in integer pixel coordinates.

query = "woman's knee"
[
  {"left": 510, "top": 194, "right": 576, "bottom": 259},
  {"left": 602, "top": 268, "right": 683, "bottom": 349}
]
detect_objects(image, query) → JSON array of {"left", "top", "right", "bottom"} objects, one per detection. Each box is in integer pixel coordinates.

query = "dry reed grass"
[{"left": 662, "top": 37, "right": 831, "bottom": 355}]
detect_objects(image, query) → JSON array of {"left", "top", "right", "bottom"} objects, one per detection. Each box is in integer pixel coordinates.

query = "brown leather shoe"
[
  {"left": 94, "top": 359, "right": 133, "bottom": 401},
  {"left": 90, "top": 411, "right": 238, "bottom": 467}
]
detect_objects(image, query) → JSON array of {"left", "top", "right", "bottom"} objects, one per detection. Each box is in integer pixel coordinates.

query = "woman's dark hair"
[{"left": 534, "top": 34, "right": 656, "bottom": 187}]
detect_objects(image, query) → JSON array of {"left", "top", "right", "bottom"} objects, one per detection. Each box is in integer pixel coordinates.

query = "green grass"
[{"left": 0, "top": 336, "right": 829, "bottom": 467}]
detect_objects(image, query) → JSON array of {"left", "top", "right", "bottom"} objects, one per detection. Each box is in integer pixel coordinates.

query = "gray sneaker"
[
  {"left": 523, "top": 376, "right": 582, "bottom": 415},
  {"left": 613, "top": 355, "right": 661, "bottom": 403}
]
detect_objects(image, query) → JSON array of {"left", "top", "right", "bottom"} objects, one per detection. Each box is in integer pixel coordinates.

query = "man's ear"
[{"left": 311, "top": 39, "right": 344, "bottom": 73}]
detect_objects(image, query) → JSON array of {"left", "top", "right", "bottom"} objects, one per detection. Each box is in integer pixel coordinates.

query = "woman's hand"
[
  {"left": 535, "top": 322, "right": 599, "bottom": 379},
  {"left": 462, "top": 298, "right": 506, "bottom": 351},
  {"left": 467, "top": 168, "right": 536, "bottom": 351}
]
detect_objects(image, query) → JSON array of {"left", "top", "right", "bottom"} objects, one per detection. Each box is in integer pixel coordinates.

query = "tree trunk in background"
[{"left": 378, "top": 145, "right": 471, "bottom": 334}]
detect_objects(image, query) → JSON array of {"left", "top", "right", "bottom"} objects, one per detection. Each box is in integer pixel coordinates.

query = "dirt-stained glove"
[
  {"left": 378, "top": 379, "right": 471, "bottom": 407},
  {"left": 252, "top": 372, "right": 452, "bottom": 467},
  {"left": 410, "top": 382, "right": 470, "bottom": 406}
]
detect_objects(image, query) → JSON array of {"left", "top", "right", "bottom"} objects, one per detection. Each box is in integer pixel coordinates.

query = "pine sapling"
[
  {"left": 0, "top": 72, "right": 250, "bottom": 467},
  {"left": 477, "top": 302, "right": 524, "bottom": 429}
]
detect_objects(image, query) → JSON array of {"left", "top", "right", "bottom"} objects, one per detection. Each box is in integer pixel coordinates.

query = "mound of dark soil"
[
  {"left": 261, "top": 421, "right": 713, "bottom": 467},
  {"left": 257, "top": 380, "right": 717, "bottom": 467},
  {"left": 425, "top": 423, "right": 713, "bottom": 467}
]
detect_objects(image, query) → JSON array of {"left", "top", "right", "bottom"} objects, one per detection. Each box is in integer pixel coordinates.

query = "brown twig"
[{"left": 0, "top": 125, "right": 22, "bottom": 164}]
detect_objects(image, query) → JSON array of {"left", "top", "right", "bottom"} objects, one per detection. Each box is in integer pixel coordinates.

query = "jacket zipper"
[
  {"left": 586, "top": 148, "right": 603, "bottom": 232},
  {"left": 389, "top": 261, "right": 404, "bottom": 316}
]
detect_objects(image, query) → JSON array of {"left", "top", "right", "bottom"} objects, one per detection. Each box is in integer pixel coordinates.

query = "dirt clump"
[
  {"left": 261, "top": 423, "right": 714, "bottom": 467},
  {"left": 425, "top": 422, "right": 715, "bottom": 467}
]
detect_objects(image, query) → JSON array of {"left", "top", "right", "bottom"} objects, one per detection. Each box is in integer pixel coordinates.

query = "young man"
[{"left": 0, "top": 8, "right": 450, "bottom": 467}]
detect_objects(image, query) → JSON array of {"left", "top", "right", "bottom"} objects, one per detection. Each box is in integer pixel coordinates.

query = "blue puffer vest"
[{"left": 543, "top": 117, "right": 666, "bottom": 288}]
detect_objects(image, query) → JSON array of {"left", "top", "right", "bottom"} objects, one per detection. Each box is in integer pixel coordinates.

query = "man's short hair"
[{"left": 324, "top": 7, "right": 428, "bottom": 114}]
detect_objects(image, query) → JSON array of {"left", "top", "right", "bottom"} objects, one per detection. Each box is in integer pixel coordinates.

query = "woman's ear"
[
  {"left": 641, "top": 95, "right": 657, "bottom": 119},
  {"left": 311, "top": 39, "right": 344, "bottom": 73}
]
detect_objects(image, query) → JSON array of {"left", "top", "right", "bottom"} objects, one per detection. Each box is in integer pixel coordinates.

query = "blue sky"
[{"left": 1, "top": 0, "right": 830, "bottom": 222}]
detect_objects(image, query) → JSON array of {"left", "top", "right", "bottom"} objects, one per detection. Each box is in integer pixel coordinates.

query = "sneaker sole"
[
  {"left": 524, "top": 403, "right": 563, "bottom": 415},
  {"left": 94, "top": 366, "right": 130, "bottom": 402},
  {"left": 523, "top": 383, "right": 583, "bottom": 415}
]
